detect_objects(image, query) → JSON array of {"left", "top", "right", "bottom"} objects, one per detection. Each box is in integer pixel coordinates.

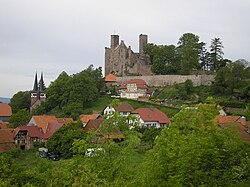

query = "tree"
[
  {"left": 9, "top": 109, "right": 30, "bottom": 128},
  {"left": 72, "top": 113, "right": 142, "bottom": 185},
  {"left": 213, "top": 61, "right": 249, "bottom": 95},
  {"left": 10, "top": 91, "right": 31, "bottom": 113},
  {"left": 47, "top": 121, "right": 85, "bottom": 159},
  {"left": 144, "top": 44, "right": 180, "bottom": 75},
  {"left": 142, "top": 104, "right": 250, "bottom": 186},
  {"left": 177, "top": 33, "right": 203, "bottom": 74},
  {"left": 209, "top": 38, "right": 224, "bottom": 71}
]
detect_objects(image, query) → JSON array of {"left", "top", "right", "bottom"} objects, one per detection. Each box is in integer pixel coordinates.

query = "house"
[
  {"left": 0, "top": 102, "right": 12, "bottom": 122},
  {"left": 119, "top": 79, "right": 148, "bottom": 99},
  {"left": 214, "top": 115, "right": 250, "bottom": 142},
  {"left": 131, "top": 108, "right": 171, "bottom": 128},
  {"left": 104, "top": 102, "right": 134, "bottom": 116},
  {"left": 14, "top": 122, "right": 66, "bottom": 150},
  {"left": 84, "top": 118, "right": 124, "bottom": 142},
  {"left": 13, "top": 126, "right": 43, "bottom": 150},
  {"left": 80, "top": 113, "right": 101, "bottom": 127},
  {"left": 27, "top": 115, "right": 73, "bottom": 133},
  {"left": 0, "top": 128, "right": 15, "bottom": 153}
]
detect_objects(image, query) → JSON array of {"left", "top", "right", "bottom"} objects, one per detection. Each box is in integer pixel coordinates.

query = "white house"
[
  {"left": 103, "top": 102, "right": 134, "bottom": 117},
  {"left": 131, "top": 108, "right": 171, "bottom": 128},
  {"left": 119, "top": 79, "right": 148, "bottom": 99}
]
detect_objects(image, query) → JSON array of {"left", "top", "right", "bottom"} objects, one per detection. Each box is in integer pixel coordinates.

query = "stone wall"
[{"left": 117, "top": 75, "right": 215, "bottom": 87}]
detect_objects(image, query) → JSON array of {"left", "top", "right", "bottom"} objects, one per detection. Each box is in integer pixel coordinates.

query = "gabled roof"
[
  {"left": 31, "top": 115, "right": 58, "bottom": 132},
  {"left": 132, "top": 108, "right": 171, "bottom": 124},
  {"left": 57, "top": 118, "right": 74, "bottom": 124},
  {"left": 114, "top": 102, "right": 134, "bottom": 112},
  {"left": 13, "top": 126, "right": 43, "bottom": 138},
  {"left": 119, "top": 79, "right": 148, "bottom": 89},
  {"left": 42, "top": 123, "right": 64, "bottom": 139},
  {"left": 105, "top": 74, "right": 117, "bottom": 82},
  {"left": 0, "top": 102, "right": 12, "bottom": 117},
  {"left": 214, "top": 115, "right": 246, "bottom": 126},
  {"left": 83, "top": 118, "right": 124, "bottom": 139},
  {"left": 80, "top": 114, "right": 100, "bottom": 123},
  {"left": 84, "top": 118, "right": 105, "bottom": 131}
]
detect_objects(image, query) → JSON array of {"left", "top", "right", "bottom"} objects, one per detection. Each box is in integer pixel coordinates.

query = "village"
[{"left": 0, "top": 32, "right": 250, "bottom": 186}]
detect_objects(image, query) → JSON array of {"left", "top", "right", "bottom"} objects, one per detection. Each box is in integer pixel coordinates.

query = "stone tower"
[
  {"left": 139, "top": 34, "right": 148, "bottom": 54},
  {"left": 111, "top": 35, "right": 119, "bottom": 49},
  {"left": 30, "top": 72, "right": 46, "bottom": 112}
]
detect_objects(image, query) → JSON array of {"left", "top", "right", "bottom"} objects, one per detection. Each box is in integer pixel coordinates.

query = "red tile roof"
[
  {"left": 0, "top": 128, "right": 15, "bottom": 153},
  {"left": 214, "top": 115, "right": 246, "bottom": 126},
  {"left": 84, "top": 118, "right": 105, "bottom": 131},
  {"left": 114, "top": 102, "right": 134, "bottom": 112},
  {"left": 132, "top": 108, "right": 171, "bottom": 124},
  {"left": 0, "top": 129, "right": 14, "bottom": 143},
  {"left": 57, "top": 118, "right": 74, "bottom": 124},
  {"left": 83, "top": 118, "right": 124, "bottom": 139},
  {"left": 42, "top": 123, "right": 64, "bottom": 139},
  {"left": 0, "top": 124, "right": 8, "bottom": 129},
  {"left": 80, "top": 114, "right": 100, "bottom": 123},
  {"left": 119, "top": 79, "right": 148, "bottom": 89},
  {"left": 13, "top": 126, "right": 43, "bottom": 138},
  {"left": 0, "top": 102, "right": 12, "bottom": 116},
  {"left": 105, "top": 74, "right": 117, "bottom": 82},
  {"left": 218, "top": 122, "right": 250, "bottom": 142},
  {"left": 31, "top": 116, "right": 58, "bottom": 132}
]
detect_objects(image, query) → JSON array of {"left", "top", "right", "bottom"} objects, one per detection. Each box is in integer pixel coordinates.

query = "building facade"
[{"left": 105, "top": 34, "right": 152, "bottom": 76}]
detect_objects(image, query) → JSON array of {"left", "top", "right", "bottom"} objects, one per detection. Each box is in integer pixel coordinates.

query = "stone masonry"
[
  {"left": 105, "top": 34, "right": 152, "bottom": 76},
  {"left": 117, "top": 75, "right": 215, "bottom": 87}
]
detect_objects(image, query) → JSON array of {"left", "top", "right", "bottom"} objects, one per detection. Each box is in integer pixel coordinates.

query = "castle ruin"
[{"left": 105, "top": 34, "right": 152, "bottom": 76}]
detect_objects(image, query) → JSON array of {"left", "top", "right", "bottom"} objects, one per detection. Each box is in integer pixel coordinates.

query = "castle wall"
[{"left": 117, "top": 75, "right": 215, "bottom": 87}]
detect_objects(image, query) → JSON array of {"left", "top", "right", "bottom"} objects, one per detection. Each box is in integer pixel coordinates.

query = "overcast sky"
[{"left": 0, "top": 0, "right": 249, "bottom": 98}]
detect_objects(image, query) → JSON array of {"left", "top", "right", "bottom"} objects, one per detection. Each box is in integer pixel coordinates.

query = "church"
[{"left": 30, "top": 73, "right": 46, "bottom": 112}]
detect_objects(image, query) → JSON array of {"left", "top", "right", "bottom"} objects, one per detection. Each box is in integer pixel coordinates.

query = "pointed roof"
[
  {"left": 39, "top": 72, "right": 45, "bottom": 92},
  {"left": 30, "top": 115, "right": 58, "bottom": 133},
  {"left": 80, "top": 114, "right": 101, "bottom": 123},
  {"left": 33, "top": 72, "right": 38, "bottom": 91}
]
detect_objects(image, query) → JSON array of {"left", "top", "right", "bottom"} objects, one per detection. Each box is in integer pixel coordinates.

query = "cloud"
[{"left": 0, "top": 0, "right": 250, "bottom": 97}]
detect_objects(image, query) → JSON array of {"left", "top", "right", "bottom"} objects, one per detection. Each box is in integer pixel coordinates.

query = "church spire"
[
  {"left": 39, "top": 72, "right": 45, "bottom": 92},
  {"left": 33, "top": 72, "right": 38, "bottom": 91}
]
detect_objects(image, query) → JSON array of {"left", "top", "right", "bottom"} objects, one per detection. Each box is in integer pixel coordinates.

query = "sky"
[{"left": 0, "top": 0, "right": 250, "bottom": 98}]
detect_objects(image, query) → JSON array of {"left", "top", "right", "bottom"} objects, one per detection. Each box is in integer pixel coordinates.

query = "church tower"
[{"left": 30, "top": 72, "right": 46, "bottom": 112}]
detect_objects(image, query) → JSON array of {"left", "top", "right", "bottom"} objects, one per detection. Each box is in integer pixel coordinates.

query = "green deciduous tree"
[
  {"left": 144, "top": 44, "right": 180, "bottom": 75},
  {"left": 47, "top": 121, "right": 85, "bottom": 159},
  {"left": 10, "top": 91, "right": 31, "bottom": 113},
  {"left": 177, "top": 33, "right": 203, "bottom": 74},
  {"left": 142, "top": 104, "right": 250, "bottom": 186},
  {"left": 9, "top": 109, "right": 30, "bottom": 128},
  {"left": 213, "top": 61, "right": 249, "bottom": 96}
]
